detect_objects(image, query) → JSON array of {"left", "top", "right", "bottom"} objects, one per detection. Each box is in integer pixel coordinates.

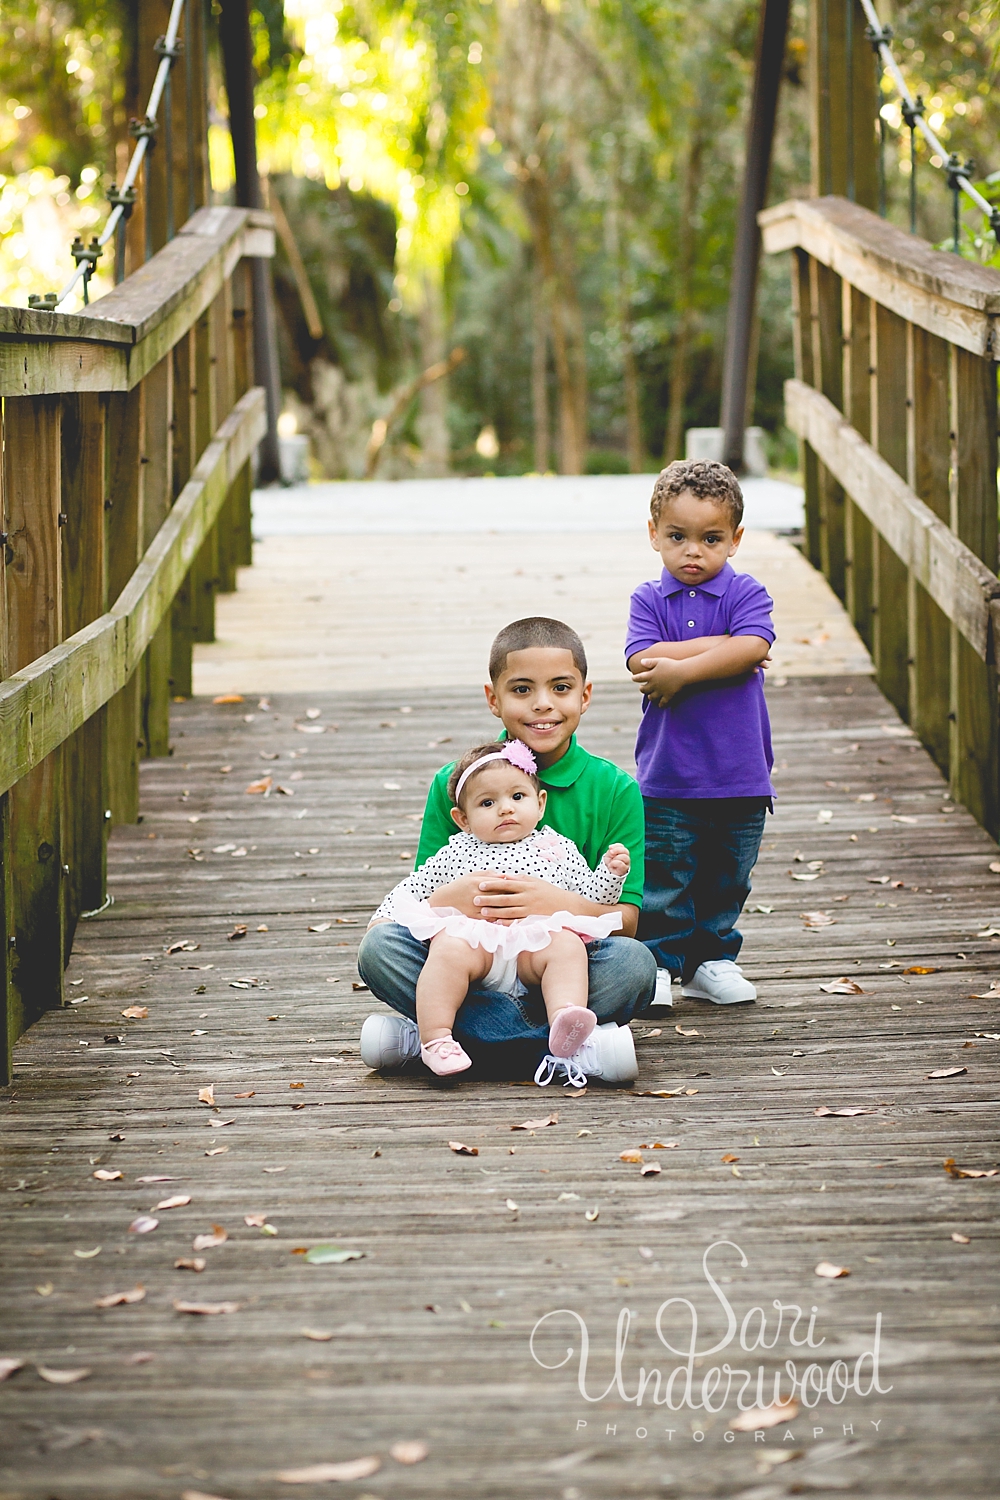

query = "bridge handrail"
[
  {"left": 760, "top": 196, "right": 1000, "bottom": 355},
  {"left": 763, "top": 194, "right": 1000, "bottom": 841},
  {"left": 0, "top": 207, "right": 274, "bottom": 395},
  {"left": 0, "top": 387, "right": 264, "bottom": 796}
]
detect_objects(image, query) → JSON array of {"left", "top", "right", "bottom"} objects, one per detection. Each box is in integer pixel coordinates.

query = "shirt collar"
[
  {"left": 659, "top": 561, "right": 735, "bottom": 598},
  {"left": 498, "top": 730, "right": 586, "bottom": 787}
]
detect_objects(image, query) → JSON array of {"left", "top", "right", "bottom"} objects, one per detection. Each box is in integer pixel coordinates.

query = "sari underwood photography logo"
[{"left": 529, "top": 1240, "right": 892, "bottom": 1429}]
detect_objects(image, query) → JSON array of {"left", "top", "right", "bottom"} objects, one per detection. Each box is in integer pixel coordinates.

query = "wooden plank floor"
[{"left": 1, "top": 676, "right": 999, "bottom": 1499}]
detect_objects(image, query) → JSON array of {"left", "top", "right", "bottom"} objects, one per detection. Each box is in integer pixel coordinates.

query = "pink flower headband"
[{"left": 453, "top": 740, "right": 538, "bottom": 805}]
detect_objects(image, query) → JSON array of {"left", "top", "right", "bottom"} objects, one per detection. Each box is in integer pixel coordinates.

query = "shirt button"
[
  {"left": 687, "top": 619, "right": 695, "bottom": 628},
  {"left": 689, "top": 590, "right": 696, "bottom": 597}
]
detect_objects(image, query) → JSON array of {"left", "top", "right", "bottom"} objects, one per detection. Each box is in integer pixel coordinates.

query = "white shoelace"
[{"left": 534, "top": 1052, "right": 589, "bottom": 1088}]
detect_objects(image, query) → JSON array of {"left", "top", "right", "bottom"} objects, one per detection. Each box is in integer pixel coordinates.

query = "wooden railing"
[
  {"left": 0, "top": 205, "right": 273, "bottom": 1079},
  {"left": 761, "top": 195, "right": 1000, "bottom": 840}
]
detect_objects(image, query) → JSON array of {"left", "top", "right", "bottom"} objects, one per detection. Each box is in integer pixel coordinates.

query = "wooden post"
[
  {"left": 60, "top": 393, "right": 108, "bottom": 943},
  {"left": 841, "top": 281, "right": 873, "bottom": 650},
  {"left": 906, "top": 326, "right": 951, "bottom": 775},
  {"left": 230, "top": 258, "right": 254, "bottom": 570},
  {"left": 810, "top": 0, "right": 879, "bottom": 208},
  {"left": 170, "top": 331, "right": 196, "bottom": 697},
  {"left": 2, "top": 397, "right": 65, "bottom": 1030},
  {"left": 810, "top": 258, "right": 845, "bottom": 600},
  {"left": 191, "top": 307, "right": 218, "bottom": 644},
  {"left": 212, "top": 283, "right": 238, "bottom": 594},
  {"left": 791, "top": 249, "right": 821, "bottom": 569},
  {"left": 949, "top": 348, "right": 999, "bottom": 835},
  {"left": 140, "top": 354, "right": 174, "bottom": 756},
  {"left": 869, "top": 301, "right": 909, "bottom": 719},
  {"left": 105, "top": 386, "right": 145, "bottom": 823}
]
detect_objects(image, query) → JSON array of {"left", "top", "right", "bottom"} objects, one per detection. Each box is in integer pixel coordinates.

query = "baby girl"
[{"left": 370, "top": 739, "right": 630, "bottom": 1076}]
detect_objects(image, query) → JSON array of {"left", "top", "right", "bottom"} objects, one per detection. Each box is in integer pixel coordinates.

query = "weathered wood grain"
[
  {"left": 0, "top": 209, "right": 275, "bottom": 398},
  {"left": 0, "top": 389, "right": 265, "bottom": 799},
  {"left": 760, "top": 196, "right": 1000, "bottom": 355},
  {"left": 785, "top": 381, "right": 1000, "bottom": 662},
  {"left": 0, "top": 677, "right": 997, "bottom": 1497}
]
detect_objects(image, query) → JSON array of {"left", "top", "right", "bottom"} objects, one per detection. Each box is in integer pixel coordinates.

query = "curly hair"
[
  {"left": 649, "top": 459, "right": 744, "bottom": 529},
  {"left": 446, "top": 741, "right": 542, "bottom": 809}
]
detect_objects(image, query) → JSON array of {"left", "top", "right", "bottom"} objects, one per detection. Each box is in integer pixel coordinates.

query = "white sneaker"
[
  {"left": 649, "top": 969, "right": 675, "bottom": 1008},
  {"left": 681, "top": 960, "right": 756, "bottom": 1005},
  {"left": 535, "top": 1022, "right": 638, "bottom": 1088},
  {"left": 360, "top": 1013, "right": 421, "bottom": 1069}
]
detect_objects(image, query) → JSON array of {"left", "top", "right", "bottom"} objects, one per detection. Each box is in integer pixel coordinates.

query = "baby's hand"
[{"left": 603, "top": 843, "right": 630, "bottom": 877}]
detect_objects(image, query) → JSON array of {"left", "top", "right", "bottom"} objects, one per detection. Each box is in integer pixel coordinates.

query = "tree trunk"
[
  {"left": 531, "top": 261, "right": 550, "bottom": 472},
  {"left": 415, "top": 273, "right": 450, "bottom": 476},
  {"left": 663, "top": 131, "right": 704, "bottom": 463},
  {"left": 623, "top": 328, "right": 643, "bottom": 473}
]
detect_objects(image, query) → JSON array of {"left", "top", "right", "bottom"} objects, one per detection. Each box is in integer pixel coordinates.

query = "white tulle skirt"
[{"left": 391, "top": 888, "right": 623, "bottom": 998}]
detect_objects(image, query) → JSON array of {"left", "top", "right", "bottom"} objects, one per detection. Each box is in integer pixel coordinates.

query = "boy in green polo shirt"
[{"left": 358, "top": 617, "right": 655, "bottom": 1082}]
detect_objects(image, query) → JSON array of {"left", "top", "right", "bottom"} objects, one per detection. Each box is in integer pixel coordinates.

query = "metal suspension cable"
[
  {"left": 51, "top": 0, "right": 187, "bottom": 310},
  {"left": 858, "top": 0, "right": 999, "bottom": 242}
]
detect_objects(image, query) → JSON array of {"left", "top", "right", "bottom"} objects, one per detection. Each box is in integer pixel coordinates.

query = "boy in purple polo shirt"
[{"left": 625, "top": 459, "right": 774, "bottom": 1007}]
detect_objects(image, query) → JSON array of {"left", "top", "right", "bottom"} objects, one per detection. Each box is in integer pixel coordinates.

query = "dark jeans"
[
  {"left": 357, "top": 923, "right": 656, "bottom": 1077},
  {"left": 638, "top": 796, "right": 769, "bottom": 983}
]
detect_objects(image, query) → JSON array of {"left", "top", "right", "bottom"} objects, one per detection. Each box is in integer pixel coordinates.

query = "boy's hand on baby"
[
  {"left": 602, "top": 843, "right": 630, "bottom": 876},
  {"left": 632, "top": 655, "right": 688, "bottom": 707},
  {"left": 428, "top": 871, "right": 503, "bottom": 919},
  {"left": 472, "top": 874, "right": 572, "bottom": 923}
]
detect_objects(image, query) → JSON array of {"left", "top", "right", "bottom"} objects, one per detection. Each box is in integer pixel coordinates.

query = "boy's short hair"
[
  {"left": 650, "top": 460, "right": 744, "bottom": 530},
  {"left": 488, "top": 617, "right": 588, "bottom": 683},
  {"left": 447, "top": 741, "right": 542, "bottom": 808}
]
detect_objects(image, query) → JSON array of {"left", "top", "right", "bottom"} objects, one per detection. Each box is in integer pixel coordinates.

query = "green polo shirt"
[{"left": 414, "top": 735, "right": 645, "bottom": 908}]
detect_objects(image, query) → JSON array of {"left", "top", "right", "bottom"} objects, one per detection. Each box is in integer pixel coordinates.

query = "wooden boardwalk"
[{"left": 2, "top": 675, "right": 999, "bottom": 1498}]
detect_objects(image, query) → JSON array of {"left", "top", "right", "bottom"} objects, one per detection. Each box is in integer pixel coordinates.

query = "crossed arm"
[
  {"left": 627, "top": 634, "right": 771, "bottom": 709},
  {"left": 426, "top": 876, "right": 639, "bottom": 937}
]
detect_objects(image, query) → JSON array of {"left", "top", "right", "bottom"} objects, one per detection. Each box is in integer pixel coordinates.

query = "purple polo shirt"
[{"left": 625, "top": 562, "right": 775, "bottom": 799}]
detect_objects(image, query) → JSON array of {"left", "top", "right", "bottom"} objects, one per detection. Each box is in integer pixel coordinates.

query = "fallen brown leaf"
[
  {"left": 801, "top": 911, "right": 835, "bottom": 928},
  {"left": 244, "top": 1212, "right": 269, "bottom": 1228},
  {"left": 619, "top": 1149, "right": 644, "bottom": 1163},
  {"left": 814, "top": 1106, "right": 871, "bottom": 1117},
  {"left": 448, "top": 1141, "right": 478, "bottom": 1156},
  {"left": 814, "top": 1261, "right": 850, "bottom": 1278},
  {"left": 928, "top": 1067, "right": 967, "bottom": 1079},
  {"left": 128, "top": 1216, "right": 158, "bottom": 1234},
  {"left": 120, "top": 1005, "right": 149, "bottom": 1019},
  {"left": 584, "top": 1207, "right": 599, "bottom": 1222},
  {"left": 721, "top": 1153, "right": 740, "bottom": 1163},
  {"left": 198, "top": 1086, "right": 215, "bottom": 1106},
  {"left": 905, "top": 966, "right": 938, "bottom": 975},
  {"left": 675, "top": 1025, "right": 700, "bottom": 1037},
  {"left": 511, "top": 1114, "right": 558, "bottom": 1130},
  {"left": 207, "top": 1118, "right": 235, "bottom": 1128},
  {"left": 153, "top": 1195, "right": 191, "bottom": 1211},
  {"left": 729, "top": 1398, "right": 799, "bottom": 1432},
  {"left": 175, "top": 1258, "right": 206, "bottom": 1272},
  {"left": 390, "top": 1440, "right": 429, "bottom": 1465},
  {"left": 205, "top": 1147, "right": 229, "bottom": 1157},
  {"left": 213, "top": 694, "right": 244, "bottom": 704},
  {"left": 192, "top": 1226, "right": 228, "bottom": 1250},
  {"left": 943, "top": 1158, "right": 998, "bottom": 1178},
  {"left": 639, "top": 1162, "right": 661, "bottom": 1176},
  {"left": 0, "top": 1358, "right": 25, "bottom": 1382},
  {"left": 640, "top": 1140, "right": 678, "bottom": 1149},
  {"left": 245, "top": 777, "right": 272, "bottom": 795},
  {"left": 173, "top": 1300, "right": 241, "bottom": 1316},
  {"left": 301, "top": 1328, "right": 334, "bottom": 1341},
  {"left": 308, "top": 922, "right": 332, "bottom": 933},
  {"left": 93, "top": 1169, "right": 122, "bottom": 1182},
  {"left": 94, "top": 1285, "right": 145, "bottom": 1308},
  {"left": 228, "top": 925, "right": 248, "bottom": 941},
  {"left": 818, "top": 978, "right": 868, "bottom": 995},
  {"left": 275, "top": 1458, "right": 381, "bottom": 1483},
  {"left": 234, "top": 1091, "right": 255, "bottom": 1098},
  {"left": 36, "top": 1366, "right": 91, "bottom": 1384},
  {"left": 951, "top": 1232, "right": 971, "bottom": 1244}
]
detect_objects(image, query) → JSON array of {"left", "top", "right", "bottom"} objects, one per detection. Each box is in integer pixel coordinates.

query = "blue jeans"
[
  {"left": 357, "top": 924, "right": 656, "bottom": 1077},
  {"left": 638, "top": 797, "right": 769, "bottom": 983}
]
